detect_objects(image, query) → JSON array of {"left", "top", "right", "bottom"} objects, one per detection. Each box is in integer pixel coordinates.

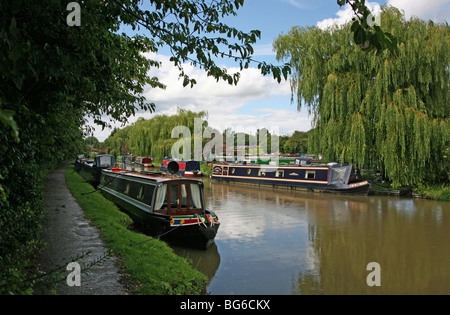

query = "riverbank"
[
  {"left": 412, "top": 184, "right": 450, "bottom": 201},
  {"left": 361, "top": 171, "right": 449, "bottom": 201},
  {"left": 63, "top": 163, "right": 208, "bottom": 294}
]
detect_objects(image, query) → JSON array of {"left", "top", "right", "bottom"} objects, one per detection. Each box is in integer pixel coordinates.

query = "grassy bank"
[
  {"left": 362, "top": 170, "right": 449, "bottom": 201},
  {"left": 64, "top": 165, "right": 208, "bottom": 294},
  {"left": 413, "top": 184, "right": 450, "bottom": 202},
  {"left": 200, "top": 162, "right": 213, "bottom": 175}
]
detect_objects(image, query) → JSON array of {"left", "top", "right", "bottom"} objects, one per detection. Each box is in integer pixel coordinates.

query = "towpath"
[{"left": 37, "top": 162, "right": 127, "bottom": 295}]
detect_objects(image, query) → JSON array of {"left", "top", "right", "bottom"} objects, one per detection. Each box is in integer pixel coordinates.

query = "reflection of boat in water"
[
  {"left": 98, "top": 168, "right": 219, "bottom": 249},
  {"left": 208, "top": 178, "right": 370, "bottom": 234},
  {"left": 172, "top": 242, "right": 221, "bottom": 280},
  {"left": 211, "top": 160, "right": 371, "bottom": 195}
]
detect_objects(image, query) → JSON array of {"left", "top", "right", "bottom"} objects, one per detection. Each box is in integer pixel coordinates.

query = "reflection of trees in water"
[
  {"left": 198, "top": 180, "right": 450, "bottom": 294},
  {"left": 293, "top": 200, "right": 450, "bottom": 294}
]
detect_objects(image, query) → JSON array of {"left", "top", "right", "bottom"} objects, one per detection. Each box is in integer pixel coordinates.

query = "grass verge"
[
  {"left": 413, "top": 184, "right": 450, "bottom": 202},
  {"left": 64, "top": 165, "right": 208, "bottom": 294},
  {"left": 200, "top": 162, "right": 212, "bottom": 175}
]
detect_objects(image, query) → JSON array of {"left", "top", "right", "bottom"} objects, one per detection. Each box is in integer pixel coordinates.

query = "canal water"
[{"left": 173, "top": 179, "right": 450, "bottom": 295}]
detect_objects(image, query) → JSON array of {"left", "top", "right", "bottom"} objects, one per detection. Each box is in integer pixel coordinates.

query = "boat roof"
[
  {"left": 102, "top": 168, "right": 202, "bottom": 183},
  {"left": 212, "top": 162, "right": 351, "bottom": 169}
]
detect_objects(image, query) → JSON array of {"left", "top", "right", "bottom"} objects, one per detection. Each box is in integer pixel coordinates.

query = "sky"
[{"left": 90, "top": 0, "right": 450, "bottom": 142}]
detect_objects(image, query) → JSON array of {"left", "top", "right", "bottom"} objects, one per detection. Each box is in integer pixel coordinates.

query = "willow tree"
[
  {"left": 105, "top": 109, "right": 208, "bottom": 161},
  {"left": 274, "top": 7, "right": 449, "bottom": 187}
]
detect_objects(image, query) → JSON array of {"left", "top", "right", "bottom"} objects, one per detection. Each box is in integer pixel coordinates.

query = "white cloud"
[
  {"left": 90, "top": 52, "right": 307, "bottom": 142},
  {"left": 388, "top": 0, "right": 450, "bottom": 21},
  {"left": 141, "top": 52, "right": 289, "bottom": 114},
  {"left": 317, "top": 1, "right": 382, "bottom": 30},
  {"left": 317, "top": 0, "right": 449, "bottom": 30}
]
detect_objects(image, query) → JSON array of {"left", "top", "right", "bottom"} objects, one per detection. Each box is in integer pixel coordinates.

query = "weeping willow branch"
[{"left": 274, "top": 6, "right": 449, "bottom": 187}]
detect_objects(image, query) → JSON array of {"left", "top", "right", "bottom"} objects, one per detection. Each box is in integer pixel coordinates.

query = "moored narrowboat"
[
  {"left": 123, "top": 155, "right": 154, "bottom": 168},
  {"left": 160, "top": 157, "right": 202, "bottom": 177},
  {"left": 134, "top": 156, "right": 153, "bottom": 167},
  {"left": 211, "top": 161, "right": 371, "bottom": 195},
  {"left": 77, "top": 154, "right": 115, "bottom": 186},
  {"left": 97, "top": 168, "right": 219, "bottom": 248}
]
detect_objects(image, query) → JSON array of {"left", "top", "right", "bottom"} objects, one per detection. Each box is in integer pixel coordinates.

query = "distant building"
[{"left": 87, "top": 148, "right": 107, "bottom": 154}]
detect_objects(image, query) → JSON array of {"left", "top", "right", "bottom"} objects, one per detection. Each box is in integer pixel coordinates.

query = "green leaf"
[{"left": 0, "top": 109, "right": 19, "bottom": 143}]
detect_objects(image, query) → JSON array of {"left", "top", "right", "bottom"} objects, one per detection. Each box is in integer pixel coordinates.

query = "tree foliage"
[
  {"left": 0, "top": 0, "right": 290, "bottom": 294},
  {"left": 274, "top": 7, "right": 449, "bottom": 187},
  {"left": 283, "top": 130, "right": 309, "bottom": 154},
  {"left": 112, "top": 0, "right": 290, "bottom": 86},
  {"left": 105, "top": 109, "right": 208, "bottom": 161},
  {"left": 339, "top": 0, "right": 397, "bottom": 52}
]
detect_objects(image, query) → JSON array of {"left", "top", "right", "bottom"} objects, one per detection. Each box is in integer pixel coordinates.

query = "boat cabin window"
[
  {"left": 124, "top": 181, "right": 140, "bottom": 198},
  {"left": 276, "top": 170, "right": 284, "bottom": 178},
  {"left": 142, "top": 185, "right": 155, "bottom": 205},
  {"left": 258, "top": 170, "right": 266, "bottom": 176},
  {"left": 97, "top": 155, "right": 113, "bottom": 167},
  {"left": 101, "top": 174, "right": 114, "bottom": 187},
  {"left": 305, "top": 170, "right": 316, "bottom": 179},
  {"left": 154, "top": 182, "right": 203, "bottom": 214},
  {"left": 113, "top": 178, "right": 126, "bottom": 194},
  {"left": 137, "top": 185, "right": 144, "bottom": 200},
  {"left": 247, "top": 169, "right": 252, "bottom": 175}
]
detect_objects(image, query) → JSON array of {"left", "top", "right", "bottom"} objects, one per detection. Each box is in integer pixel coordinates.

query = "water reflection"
[
  {"left": 126, "top": 163, "right": 449, "bottom": 294},
  {"left": 172, "top": 243, "right": 221, "bottom": 280},
  {"left": 295, "top": 197, "right": 450, "bottom": 294},
  {"left": 203, "top": 180, "right": 450, "bottom": 294}
]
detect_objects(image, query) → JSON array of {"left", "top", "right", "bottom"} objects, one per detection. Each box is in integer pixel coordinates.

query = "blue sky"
[{"left": 92, "top": 0, "right": 449, "bottom": 141}]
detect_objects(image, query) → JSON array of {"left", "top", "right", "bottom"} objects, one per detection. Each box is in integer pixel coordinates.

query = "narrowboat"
[
  {"left": 123, "top": 155, "right": 154, "bottom": 168},
  {"left": 134, "top": 156, "right": 153, "bottom": 168},
  {"left": 77, "top": 154, "right": 115, "bottom": 186},
  {"left": 210, "top": 161, "right": 372, "bottom": 195},
  {"left": 97, "top": 168, "right": 219, "bottom": 248},
  {"left": 160, "top": 157, "right": 202, "bottom": 177}
]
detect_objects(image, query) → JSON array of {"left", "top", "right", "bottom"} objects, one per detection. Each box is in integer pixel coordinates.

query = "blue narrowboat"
[{"left": 210, "top": 161, "right": 371, "bottom": 195}]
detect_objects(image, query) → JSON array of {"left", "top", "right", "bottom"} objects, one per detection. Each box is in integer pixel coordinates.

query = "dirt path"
[{"left": 37, "top": 162, "right": 127, "bottom": 295}]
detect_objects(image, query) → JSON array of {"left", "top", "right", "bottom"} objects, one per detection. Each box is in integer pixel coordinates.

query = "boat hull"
[
  {"left": 211, "top": 175, "right": 371, "bottom": 195},
  {"left": 211, "top": 163, "right": 372, "bottom": 196},
  {"left": 98, "top": 186, "right": 219, "bottom": 249}
]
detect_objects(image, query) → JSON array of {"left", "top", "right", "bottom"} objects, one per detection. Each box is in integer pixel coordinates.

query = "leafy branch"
[
  {"left": 112, "top": 0, "right": 290, "bottom": 86},
  {"left": 338, "top": 0, "right": 397, "bottom": 52}
]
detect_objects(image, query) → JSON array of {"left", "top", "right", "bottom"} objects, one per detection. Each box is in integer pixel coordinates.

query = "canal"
[{"left": 173, "top": 179, "right": 450, "bottom": 295}]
